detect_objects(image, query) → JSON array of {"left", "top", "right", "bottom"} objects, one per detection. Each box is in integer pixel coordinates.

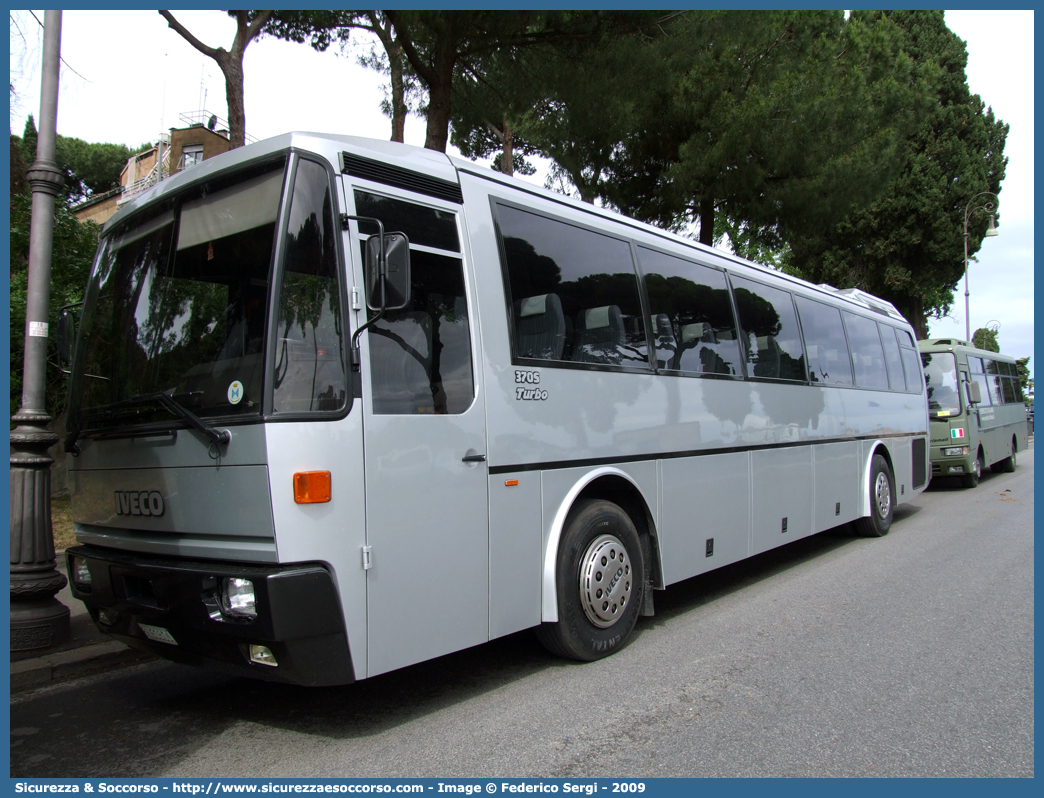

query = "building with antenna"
[{"left": 71, "top": 110, "right": 249, "bottom": 226}]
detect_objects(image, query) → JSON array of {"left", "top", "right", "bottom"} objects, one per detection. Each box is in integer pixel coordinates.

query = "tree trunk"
[
  {"left": 500, "top": 117, "right": 514, "bottom": 176},
  {"left": 388, "top": 38, "right": 406, "bottom": 143},
  {"left": 423, "top": 45, "right": 457, "bottom": 152},
  {"left": 903, "top": 295, "right": 928, "bottom": 340},
  {"left": 698, "top": 197, "right": 715, "bottom": 246},
  {"left": 158, "top": 11, "right": 271, "bottom": 152},
  {"left": 219, "top": 55, "right": 247, "bottom": 149}
]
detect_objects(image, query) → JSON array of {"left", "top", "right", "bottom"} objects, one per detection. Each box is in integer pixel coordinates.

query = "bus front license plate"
[
  {"left": 948, "top": 466, "right": 964, "bottom": 474},
  {"left": 139, "top": 623, "right": 177, "bottom": 646}
]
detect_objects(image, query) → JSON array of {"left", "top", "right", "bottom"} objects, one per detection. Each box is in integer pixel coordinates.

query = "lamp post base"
[
  {"left": 11, "top": 596, "right": 70, "bottom": 651},
  {"left": 10, "top": 412, "right": 71, "bottom": 651}
]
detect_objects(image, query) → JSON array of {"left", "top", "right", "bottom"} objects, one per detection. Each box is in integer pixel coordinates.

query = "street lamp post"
[
  {"left": 10, "top": 10, "right": 70, "bottom": 650},
  {"left": 963, "top": 191, "right": 1000, "bottom": 342}
]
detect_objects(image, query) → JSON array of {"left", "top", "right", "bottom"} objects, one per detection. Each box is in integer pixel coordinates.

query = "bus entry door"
[{"left": 359, "top": 236, "right": 489, "bottom": 678}]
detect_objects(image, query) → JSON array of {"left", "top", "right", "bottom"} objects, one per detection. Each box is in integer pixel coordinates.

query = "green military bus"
[{"left": 918, "top": 339, "right": 1028, "bottom": 488}]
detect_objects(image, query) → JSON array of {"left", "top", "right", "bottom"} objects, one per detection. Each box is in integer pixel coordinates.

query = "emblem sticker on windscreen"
[{"left": 228, "top": 380, "right": 244, "bottom": 405}]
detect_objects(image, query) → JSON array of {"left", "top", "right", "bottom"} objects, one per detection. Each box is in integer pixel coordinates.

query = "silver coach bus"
[
  {"left": 918, "top": 338, "right": 1027, "bottom": 487},
  {"left": 61, "top": 134, "right": 930, "bottom": 685}
]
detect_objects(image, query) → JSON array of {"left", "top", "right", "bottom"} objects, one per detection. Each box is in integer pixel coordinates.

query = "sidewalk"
[{"left": 10, "top": 552, "right": 153, "bottom": 693}]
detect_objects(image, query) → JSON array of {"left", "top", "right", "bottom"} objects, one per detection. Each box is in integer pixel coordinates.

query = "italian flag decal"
[{"left": 951, "top": 428, "right": 965, "bottom": 438}]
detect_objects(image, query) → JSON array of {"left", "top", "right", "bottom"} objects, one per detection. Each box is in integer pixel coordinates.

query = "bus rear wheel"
[
  {"left": 854, "top": 454, "right": 894, "bottom": 537},
  {"left": 962, "top": 451, "right": 983, "bottom": 488},
  {"left": 536, "top": 499, "right": 644, "bottom": 662}
]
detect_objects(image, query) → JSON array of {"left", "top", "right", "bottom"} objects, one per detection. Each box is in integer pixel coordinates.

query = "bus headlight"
[
  {"left": 221, "top": 577, "right": 257, "bottom": 619},
  {"left": 942, "top": 446, "right": 968, "bottom": 457}
]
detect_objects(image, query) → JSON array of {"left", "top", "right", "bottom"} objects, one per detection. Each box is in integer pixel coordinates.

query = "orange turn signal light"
[{"left": 294, "top": 471, "right": 331, "bottom": 504}]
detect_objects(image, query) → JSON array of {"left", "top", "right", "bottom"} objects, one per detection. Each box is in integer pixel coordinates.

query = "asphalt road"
[{"left": 12, "top": 445, "right": 1034, "bottom": 778}]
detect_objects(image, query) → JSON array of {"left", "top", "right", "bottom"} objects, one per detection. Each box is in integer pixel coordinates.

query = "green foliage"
[
  {"left": 56, "top": 136, "right": 145, "bottom": 204},
  {"left": 971, "top": 327, "right": 999, "bottom": 352},
  {"left": 783, "top": 11, "right": 1008, "bottom": 337},
  {"left": 10, "top": 189, "right": 100, "bottom": 420},
  {"left": 593, "top": 11, "right": 932, "bottom": 247},
  {"left": 10, "top": 134, "right": 29, "bottom": 195},
  {"left": 450, "top": 15, "right": 666, "bottom": 193},
  {"left": 20, "top": 114, "right": 37, "bottom": 164},
  {"left": 18, "top": 114, "right": 144, "bottom": 204},
  {"left": 449, "top": 46, "right": 545, "bottom": 177}
]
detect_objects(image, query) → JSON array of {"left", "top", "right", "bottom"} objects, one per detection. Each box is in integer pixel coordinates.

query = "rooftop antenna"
[{"left": 198, "top": 61, "right": 205, "bottom": 112}]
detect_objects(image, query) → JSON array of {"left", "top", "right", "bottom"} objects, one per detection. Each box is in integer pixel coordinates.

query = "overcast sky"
[{"left": 9, "top": 9, "right": 1034, "bottom": 377}]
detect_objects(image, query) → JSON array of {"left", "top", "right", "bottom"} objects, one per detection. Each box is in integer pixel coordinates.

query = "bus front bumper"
[
  {"left": 930, "top": 445, "right": 973, "bottom": 477},
  {"left": 65, "top": 544, "right": 355, "bottom": 686}
]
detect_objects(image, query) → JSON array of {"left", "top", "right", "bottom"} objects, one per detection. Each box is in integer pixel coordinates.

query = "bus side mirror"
[
  {"left": 56, "top": 303, "right": 82, "bottom": 373},
  {"left": 967, "top": 380, "right": 982, "bottom": 405},
  {"left": 365, "top": 232, "right": 411, "bottom": 312}
]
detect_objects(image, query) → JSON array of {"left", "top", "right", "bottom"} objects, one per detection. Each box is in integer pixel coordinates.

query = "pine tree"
[{"left": 785, "top": 11, "right": 1008, "bottom": 338}]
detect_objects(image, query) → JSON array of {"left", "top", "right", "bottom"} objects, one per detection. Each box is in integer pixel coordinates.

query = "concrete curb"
[
  {"left": 10, "top": 550, "right": 156, "bottom": 694},
  {"left": 11, "top": 640, "right": 153, "bottom": 693}
]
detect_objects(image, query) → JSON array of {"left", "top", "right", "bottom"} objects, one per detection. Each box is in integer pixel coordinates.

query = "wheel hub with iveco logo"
[{"left": 579, "top": 533, "right": 632, "bottom": 628}]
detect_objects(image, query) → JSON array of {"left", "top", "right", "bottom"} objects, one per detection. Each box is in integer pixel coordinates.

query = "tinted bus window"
[
  {"left": 497, "top": 204, "right": 649, "bottom": 368},
  {"left": 794, "top": 296, "right": 852, "bottom": 386},
  {"left": 879, "top": 323, "right": 906, "bottom": 392},
  {"left": 843, "top": 312, "right": 888, "bottom": 390},
  {"left": 355, "top": 191, "right": 460, "bottom": 252},
  {"left": 1002, "top": 375, "right": 1020, "bottom": 404},
  {"left": 922, "top": 352, "right": 960, "bottom": 414},
  {"left": 273, "top": 159, "right": 346, "bottom": 414},
  {"left": 368, "top": 249, "right": 475, "bottom": 415},
  {"left": 638, "top": 247, "right": 742, "bottom": 375},
  {"left": 968, "top": 356, "right": 992, "bottom": 406},
  {"left": 898, "top": 337, "right": 922, "bottom": 394},
  {"left": 983, "top": 359, "right": 1004, "bottom": 404},
  {"left": 731, "top": 276, "right": 805, "bottom": 381}
]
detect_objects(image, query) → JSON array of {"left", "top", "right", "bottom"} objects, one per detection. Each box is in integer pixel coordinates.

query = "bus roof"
[
  {"left": 106, "top": 131, "right": 908, "bottom": 325},
  {"left": 917, "top": 339, "right": 1017, "bottom": 363}
]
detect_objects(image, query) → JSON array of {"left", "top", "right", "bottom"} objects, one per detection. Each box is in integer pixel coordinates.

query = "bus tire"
[
  {"left": 854, "top": 454, "right": 894, "bottom": 537},
  {"left": 962, "top": 451, "right": 983, "bottom": 488},
  {"left": 536, "top": 499, "right": 644, "bottom": 662},
  {"left": 994, "top": 439, "right": 1017, "bottom": 473}
]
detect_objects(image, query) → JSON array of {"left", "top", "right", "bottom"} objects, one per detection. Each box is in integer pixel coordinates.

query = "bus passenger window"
[
  {"left": 794, "top": 297, "right": 852, "bottom": 386},
  {"left": 1001, "top": 375, "right": 1020, "bottom": 404},
  {"left": 496, "top": 204, "right": 649, "bottom": 368},
  {"left": 638, "top": 247, "right": 742, "bottom": 376},
  {"left": 898, "top": 332, "right": 922, "bottom": 393},
  {"left": 731, "top": 276, "right": 806, "bottom": 382},
  {"left": 842, "top": 311, "right": 888, "bottom": 390},
  {"left": 879, "top": 323, "right": 907, "bottom": 392},
  {"left": 983, "top": 359, "right": 1005, "bottom": 405}
]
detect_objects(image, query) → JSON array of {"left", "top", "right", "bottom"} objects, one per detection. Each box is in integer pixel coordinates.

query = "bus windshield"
[
  {"left": 68, "top": 164, "right": 285, "bottom": 438},
  {"left": 922, "top": 352, "right": 961, "bottom": 415}
]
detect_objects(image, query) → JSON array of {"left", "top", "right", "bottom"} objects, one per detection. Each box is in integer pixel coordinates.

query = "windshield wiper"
[{"left": 67, "top": 392, "right": 231, "bottom": 453}]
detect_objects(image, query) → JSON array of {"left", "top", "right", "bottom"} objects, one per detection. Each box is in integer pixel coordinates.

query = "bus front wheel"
[
  {"left": 854, "top": 454, "right": 894, "bottom": 537},
  {"left": 536, "top": 499, "right": 644, "bottom": 662},
  {"left": 962, "top": 451, "right": 983, "bottom": 488}
]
